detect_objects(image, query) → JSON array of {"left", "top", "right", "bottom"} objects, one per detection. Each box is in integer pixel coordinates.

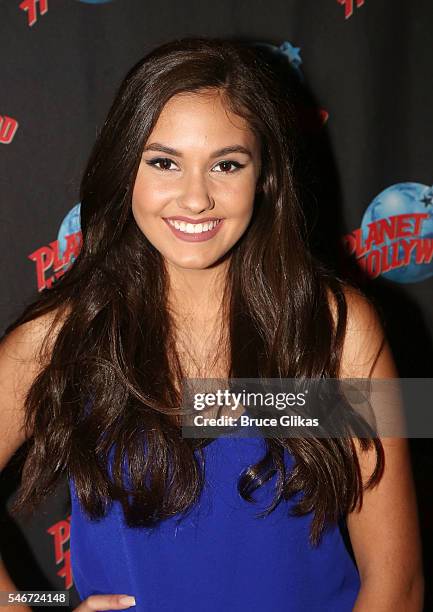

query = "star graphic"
[
  {"left": 420, "top": 187, "right": 433, "bottom": 207},
  {"left": 279, "top": 41, "right": 303, "bottom": 70}
]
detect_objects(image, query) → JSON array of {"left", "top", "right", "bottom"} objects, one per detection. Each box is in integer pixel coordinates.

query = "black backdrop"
[{"left": 1, "top": 0, "right": 432, "bottom": 609}]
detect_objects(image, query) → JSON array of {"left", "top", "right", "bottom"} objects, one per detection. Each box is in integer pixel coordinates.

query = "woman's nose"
[{"left": 177, "top": 171, "right": 215, "bottom": 213}]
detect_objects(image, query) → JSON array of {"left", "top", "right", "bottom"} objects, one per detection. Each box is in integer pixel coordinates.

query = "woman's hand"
[{"left": 73, "top": 594, "right": 136, "bottom": 611}]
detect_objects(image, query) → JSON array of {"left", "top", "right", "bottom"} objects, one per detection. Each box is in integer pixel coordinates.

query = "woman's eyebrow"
[{"left": 143, "top": 142, "right": 252, "bottom": 159}]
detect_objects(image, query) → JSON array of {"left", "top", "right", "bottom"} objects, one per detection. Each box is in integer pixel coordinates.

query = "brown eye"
[
  {"left": 146, "top": 158, "right": 178, "bottom": 171},
  {"left": 213, "top": 160, "right": 244, "bottom": 173}
]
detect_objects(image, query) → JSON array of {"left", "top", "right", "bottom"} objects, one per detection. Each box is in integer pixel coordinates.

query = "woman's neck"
[
  {"left": 165, "top": 259, "right": 231, "bottom": 379},
  {"left": 166, "top": 258, "right": 229, "bottom": 326}
]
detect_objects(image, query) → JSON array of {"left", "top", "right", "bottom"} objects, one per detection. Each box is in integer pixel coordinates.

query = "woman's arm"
[
  {"left": 0, "top": 317, "right": 54, "bottom": 612},
  {"left": 338, "top": 289, "right": 424, "bottom": 611}
]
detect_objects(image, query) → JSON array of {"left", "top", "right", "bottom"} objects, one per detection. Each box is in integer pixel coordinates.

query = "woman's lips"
[{"left": 163, "top": 219, "right": 224, "bottom": 242}]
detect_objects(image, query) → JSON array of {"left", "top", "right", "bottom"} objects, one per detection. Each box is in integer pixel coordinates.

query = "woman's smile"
[{"left": 163, "top": 217, "right": 224, "bottom": 242}]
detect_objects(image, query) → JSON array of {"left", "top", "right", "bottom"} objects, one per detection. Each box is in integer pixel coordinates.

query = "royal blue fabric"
[{"left": 69, "top": 432, "right": 360, "bottom": 611}]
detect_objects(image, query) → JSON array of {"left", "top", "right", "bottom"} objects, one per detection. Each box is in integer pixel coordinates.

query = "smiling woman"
[
  {"left": 0, "top": 36, "right": 423, "bottom": 612},
  {"left": 132, "top": 90, "right": 260, "bottom": 290}
]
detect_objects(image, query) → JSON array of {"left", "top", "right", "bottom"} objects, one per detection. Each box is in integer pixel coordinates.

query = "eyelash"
[{"left": 145, "top": 157, "right": 245, "bottom": 173}]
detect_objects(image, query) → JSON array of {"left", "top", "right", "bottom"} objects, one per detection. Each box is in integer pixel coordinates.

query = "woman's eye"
[
  {"left": 145, "top": 158, "right": 244, "bottom": 173},
  {"left": 212, "top": 160, "right": 244, "bottom": 173},
  {"left": 146, "top": 158, "right": 178, "bottom": 171}
]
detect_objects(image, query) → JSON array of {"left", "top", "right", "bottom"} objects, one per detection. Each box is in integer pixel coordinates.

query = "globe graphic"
[
  {"left": 360, "top": 183, "right": 433, "bottom": 283},
  {"left": 57, "top": 202, "right": 82, "bottom": 272}
]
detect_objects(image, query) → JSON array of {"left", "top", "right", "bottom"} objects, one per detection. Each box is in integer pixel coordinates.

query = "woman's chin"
[{"left": 163, "top": 252, "right": 229, "bottom": 271}]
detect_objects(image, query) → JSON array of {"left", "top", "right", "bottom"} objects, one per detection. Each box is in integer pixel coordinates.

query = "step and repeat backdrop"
[{"left": 1, "top": 0, "right": 432, "bottom": 609}]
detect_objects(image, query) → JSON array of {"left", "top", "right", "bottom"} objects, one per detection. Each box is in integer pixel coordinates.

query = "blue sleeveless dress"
[{"left": 69, "top": 430, "right": 361, "bottom": 611}]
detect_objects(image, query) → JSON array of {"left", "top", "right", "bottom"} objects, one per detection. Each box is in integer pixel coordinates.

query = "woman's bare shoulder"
[
  {"left": 1, "top": 305, "right": 70, "bottom": 367},
  {"left": 326, "top": 283, "right": 389, "bottom": 378},
  {"left": 0, "top": 306, "right": 71, "bottom": 465}
]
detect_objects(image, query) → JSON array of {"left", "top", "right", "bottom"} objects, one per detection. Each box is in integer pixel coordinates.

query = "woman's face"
[{"left": 132, "top": 90, "right": 261, "bottom": 271}]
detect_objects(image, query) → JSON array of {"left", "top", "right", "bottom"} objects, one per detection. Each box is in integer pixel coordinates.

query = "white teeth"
[{"left": 167, "top": 219, "right": 220, "bottom": 234}]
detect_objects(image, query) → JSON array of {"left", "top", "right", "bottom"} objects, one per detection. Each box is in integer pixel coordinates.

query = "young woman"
[{"left": 0, "top": 37, "right": 424, "bottom": 611}]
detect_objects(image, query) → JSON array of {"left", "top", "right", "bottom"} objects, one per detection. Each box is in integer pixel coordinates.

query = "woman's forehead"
[{"left": 147, "top": 91, "right": 257, "bottom": 150}]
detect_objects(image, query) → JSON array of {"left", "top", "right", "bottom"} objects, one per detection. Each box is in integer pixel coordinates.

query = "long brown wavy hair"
[{"left": 6, "top": 36, "right": 384, "bottom": 546}]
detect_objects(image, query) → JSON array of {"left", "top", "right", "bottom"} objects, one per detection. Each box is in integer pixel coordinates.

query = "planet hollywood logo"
[
  {"left": 0, "top": 115, "right": 19, "bottom": 144},
  {"left": 19, "top": 0, "right": 48, "bottom": 27},
  {"left": 343, "top": 183, "right": 433, "bottom": 284},
  {"left": 19, "top": 0, "right": 113, "bottom": 26},
  {"left": 337, "top": 0, "right": 365, "bottom": 20},
  {"left": 47, "top": 514, "right": 73, "bottom": 589},
  {"left": 29, "top": 203, "right": 82, "bottom": 291}
]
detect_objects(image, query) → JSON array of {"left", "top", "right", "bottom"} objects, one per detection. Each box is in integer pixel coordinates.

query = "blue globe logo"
[
  {"left": 361, "top": 183, "right": 433, "bottom": 283},
  {"left": 57, "top": 203, "right": 82, "bottom": 272}
]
